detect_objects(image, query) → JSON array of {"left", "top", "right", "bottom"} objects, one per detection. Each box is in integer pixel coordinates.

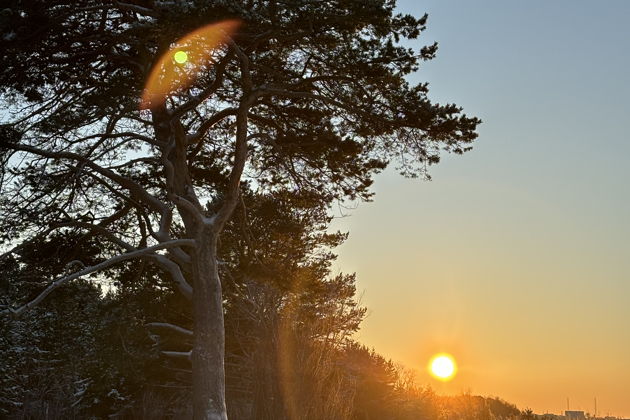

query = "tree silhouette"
[{"left": 0, "top": 1, "right": 479, "bottom": 418}]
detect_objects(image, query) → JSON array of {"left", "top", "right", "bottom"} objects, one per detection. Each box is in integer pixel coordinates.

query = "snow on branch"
[
  {"left": 161, "top": 350, "right": 192, "bottom": 361},
  {"left": 149, "top": 254, "right": 193, "bottom": 300},
  {"left": 1, "top": 239, "right": 196, "bottom": 317},
  {"left": 146, "top": 322, "right": 193, "bottom": 337}
]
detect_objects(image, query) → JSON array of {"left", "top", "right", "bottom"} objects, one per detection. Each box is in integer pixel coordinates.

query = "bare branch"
[
  {"left": 149, "top": 254, "right": 193, "bottom": 300},
  {"left": 114, "top": 1, "right": 158, "bottom": 17},
  {"left": 161, "top": 351, "right": 192, "bottom": 361},
  {"left": 228, "top": 40, "right": 253, "bottom": 92},
  {"left": 1, "top": 239, "right": 196, "bottom": 317},
  {"left": 77, "top": 131, "right": 163, "bottom": 148},
  {"left": 211, "top": 94, "right": 258, "bottom": 231},
  {"left": 204, "top": 39, "right": 258, "bottom": 231},
  {"left": 187, "top": 107, "right": 238, "bottom": 144},
  {"left": 1, "top": 141, "right": 169, "bottom": 215},
  {"left": 1, "top": 206, "right": 131, "bottom": 262},
  {"left": 146, "top": 322, "right": 193, "bottom": 337},
  {"left": 53, "top": 221, "right": 135, "bottom": 251},
  {"left": 169, "top": 193, "right": 207, "bottom": 225}
]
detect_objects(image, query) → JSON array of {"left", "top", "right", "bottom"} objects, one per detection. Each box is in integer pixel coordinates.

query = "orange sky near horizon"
[{"left": 332, "top": 1, "right": 630, "bottom": 417}]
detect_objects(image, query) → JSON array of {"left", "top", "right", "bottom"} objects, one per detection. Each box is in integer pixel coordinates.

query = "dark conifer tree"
[{"left": 1, "top": 1, "right": 479, "bottom": 417}]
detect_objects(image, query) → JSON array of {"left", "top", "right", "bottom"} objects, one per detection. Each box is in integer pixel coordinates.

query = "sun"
[
  {"left": 173, "top": 50, "right": 188, "bottom": 64},
  {"left": 429, "top": 353, "right": 457, "bottom": 381}
]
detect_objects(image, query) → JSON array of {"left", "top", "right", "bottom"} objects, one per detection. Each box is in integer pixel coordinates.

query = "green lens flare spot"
[{"left": 174, "top": 50, "right": 188, "bottom": 64}]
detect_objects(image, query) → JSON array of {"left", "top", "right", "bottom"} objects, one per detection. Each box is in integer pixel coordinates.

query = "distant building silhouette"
[{"left": 565, "top": 411, "right": 586, "bottom": 420}]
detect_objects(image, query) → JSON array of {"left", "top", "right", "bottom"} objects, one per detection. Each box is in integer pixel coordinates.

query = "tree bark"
[
  {"left": 191, "top": 231, "right": 227, "bottom": 420},
  {"left": 152, "top": 107, "right": 230, "bottom": 419}
]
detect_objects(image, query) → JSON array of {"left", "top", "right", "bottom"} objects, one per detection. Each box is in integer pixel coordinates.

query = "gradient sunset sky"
[{"left": 333, "top": 1, "right": 630, "bottom": 416}]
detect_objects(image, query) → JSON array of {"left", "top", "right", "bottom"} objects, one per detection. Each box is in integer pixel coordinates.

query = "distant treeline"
[
  {"left": 1, "top": 190, "right": 522, "bottom": 419},
  {"left": 0, "top": 278, "right": 522, "bottom": 419}
]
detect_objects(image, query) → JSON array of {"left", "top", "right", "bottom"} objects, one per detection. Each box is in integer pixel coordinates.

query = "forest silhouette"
[{"left": 0, "top": 0, "right": 588, "bottom": 419}]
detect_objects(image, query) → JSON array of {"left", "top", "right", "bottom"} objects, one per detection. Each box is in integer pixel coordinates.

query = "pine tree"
[{"left": 1, "top": 1, "right": 479, "bottom": 417}]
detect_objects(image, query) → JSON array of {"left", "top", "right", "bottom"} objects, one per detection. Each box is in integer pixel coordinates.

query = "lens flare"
[
  {"left": 173, "top": 50, "right": 188, "bottom": 64},
  {"left": 140, "top": 19, "right": 241, "bottom": 110},
  {"left": 429, "top": 353, "right": 457, "bottom": 381}
]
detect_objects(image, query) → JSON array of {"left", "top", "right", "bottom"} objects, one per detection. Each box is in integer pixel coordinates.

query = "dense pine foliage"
[{"left": 1, "top": 0, "right": 482, "bottom": 418}]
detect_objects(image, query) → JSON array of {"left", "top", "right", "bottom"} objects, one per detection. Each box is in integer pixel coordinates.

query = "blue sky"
[{"left": 332, "top": 1, "right": 630, "bottom": 415}]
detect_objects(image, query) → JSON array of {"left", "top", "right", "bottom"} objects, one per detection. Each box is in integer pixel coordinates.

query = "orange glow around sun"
[
  {"left": 429, "top": 353, "right": 457, "bottom": 381},
  {"left": 140, "top": 19, "right": 241, "bottom": 110}
]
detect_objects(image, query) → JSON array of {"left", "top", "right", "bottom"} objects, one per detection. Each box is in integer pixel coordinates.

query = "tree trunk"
[
  {"left": 151, "top": 106, "right": 230, "bottom": 419},
  {"left": 191, "top": 232, "right": 227, "bottom": 420}
]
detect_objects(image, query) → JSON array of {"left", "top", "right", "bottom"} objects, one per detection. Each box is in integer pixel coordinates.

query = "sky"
[{"left": 331, "top": 1, "right": 630, "bottom": 416}]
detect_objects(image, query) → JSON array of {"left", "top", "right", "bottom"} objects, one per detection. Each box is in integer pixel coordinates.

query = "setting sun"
[
  {"left": 4, "top": 1, "right": 630, "bottom": 418},
  {"left": 429, "top": 354, "right": 457, "bottom": 381}
]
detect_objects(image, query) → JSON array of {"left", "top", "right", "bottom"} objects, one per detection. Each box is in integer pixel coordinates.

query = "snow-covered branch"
[
  {"left": 1, "top": 239, "right": 196, "bottom": 317},
  {"left": 149, "top": 254, "right": 193, "bottom": 300},
  {"left": 146, "top": 322, "right": 193, "bottom": 337},
  {"left": 161, "top": 351, "right": 192, "bottom": 361}
]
